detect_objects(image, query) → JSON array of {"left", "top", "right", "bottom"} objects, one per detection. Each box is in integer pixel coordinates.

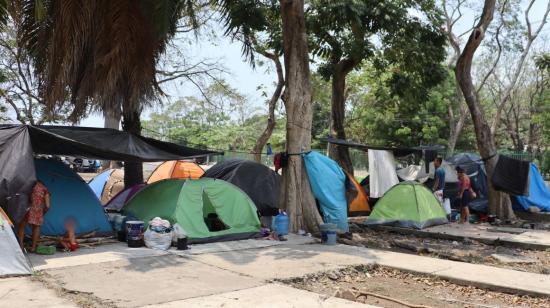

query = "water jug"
[{"left": 272, "top": 213, "right": 289, "bottom": 235}]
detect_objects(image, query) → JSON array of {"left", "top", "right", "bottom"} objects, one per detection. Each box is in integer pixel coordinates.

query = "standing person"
[
  {"left": 456, "top": 166, "right": 474, "bottom": 224},
  {"left": 17, "top": 180, "right": 50, "bottom": 252},
  {"left": 432, "top": 157, "right": 446, "bottom": 206}
]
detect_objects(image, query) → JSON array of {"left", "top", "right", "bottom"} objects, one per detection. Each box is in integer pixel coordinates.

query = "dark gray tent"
[
  {"left": 0, "top": 125, "right": 220, "bottom": 223},
  {"left": 203, "top": 159, "right": 280, "bottom": 216}
]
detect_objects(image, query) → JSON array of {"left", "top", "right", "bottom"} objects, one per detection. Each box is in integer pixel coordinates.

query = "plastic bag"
[
  {"left": 172, "top": 223, "right": 187, "bottom": 242},
  {"left": 144, "top": 228, "right": 173, "bottom": 250},
  {"left": 442, "top": 198, "right": 451, "bottom": 215}
]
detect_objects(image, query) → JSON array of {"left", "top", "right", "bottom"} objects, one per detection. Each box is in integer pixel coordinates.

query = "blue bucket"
[
  {"left": 272, "top": 213, "right": 289, "bottom": 236},
  {"left": 126, "top": 221, "right": 144, "bottom": 247},
  {"left": 320, "top": 223, "right": 337, "bottom": 245}
]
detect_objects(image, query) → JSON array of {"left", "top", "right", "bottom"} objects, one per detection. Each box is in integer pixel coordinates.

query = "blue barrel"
[
  {"left": 320, "top": 223, "right": 337, "bottom": 245},
  {"left": 272, "top": 213, "right": 289, "bottom": 235},
  {"left": 126, "top": 221, "right": 144, "bottom": 247}
]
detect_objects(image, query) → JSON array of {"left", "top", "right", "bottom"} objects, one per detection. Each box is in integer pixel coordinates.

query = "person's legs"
[
  {"left": 17, "top": 216, "right": 28, "bottom": 249},
  {"left": 30, "top": 224, "right": 41, "bottom": 252},
  {"left": 462, "top": 206, "right": 470, "bottom": 224}
]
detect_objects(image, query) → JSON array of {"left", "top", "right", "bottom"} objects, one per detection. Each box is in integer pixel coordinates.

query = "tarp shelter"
[
  {"left": 34, "top": 159, "right": 112, "bottom": 236},
  {"left": 365, "top": 181, "right": 447, "bottom": 229},
  {"left": 0, "top": 207, "right": 32, "bottom": 277},
  {"left": 513, "top": 163, "right": 550, "bottom": 212},
  {"left": 344, "top": 170, "right": 370, "bottom": 215},
  {"left": 88, "top": 169, "right": 125, "bottom": 204},
  {"left": 104, "top": 184, "right": 146, "bottom": 212},
  {"left": 0, "top": 125, "right": 218, "bottom": 223},
  {"left": 303, "top": 151, "right": 349, "bottom": 232},
  {"left": 368, "top": 150, "right": 399, "bottom": 198},
  {"left": 123, "top": 178, "right": 261, "bottom": 243},
  {"left": 202, "top": 159, "right": 280, "bottom": 216},
  {"left": 148, "top": 160, "right": 205, "bottom": 183}
]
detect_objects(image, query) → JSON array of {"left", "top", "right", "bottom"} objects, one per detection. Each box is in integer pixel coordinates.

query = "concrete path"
[
  {"left": 147, "top": 284, "right": 376, "bottom": 308},
  {"left": 5, "top": 234, "right": 550, "bottom": 307},
  {"left": 372, "top": 223, "right": 550, "bottom": 250},
  {"left": 0, "top": 277, "right": 77, "bottom": 308}
]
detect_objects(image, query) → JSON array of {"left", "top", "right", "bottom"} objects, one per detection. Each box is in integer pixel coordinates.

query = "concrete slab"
[
  {"left": 0, "top": 277, "right": 77, "bottom": 308},
  {"left": 45, "top": 254, "right": 262, "bottom": 307},
  {"left": 375, "top": 223, "right": 550, "bottom": 250},
  {"left": 29, "top": 243, "right": 169, "bottom": 270},
  {"left": 170, "top": 234, "right": 317, "bottom": 256},
  {"left": 146, "top": 284, "right": 377, "bottom": 308},
  {"left": 190, "top": 243, "right": 378, "bottom": 280}
]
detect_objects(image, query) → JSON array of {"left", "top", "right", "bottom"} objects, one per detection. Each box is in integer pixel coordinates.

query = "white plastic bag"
[
  {"left": 172, "top": 223, "right": 187, "bottom": 242},
  {"left": 442, "top": 198, "right": 451, "bottom": 215},
  {"left": 144, "top": 228, "right": 173, "bottom": 250}
]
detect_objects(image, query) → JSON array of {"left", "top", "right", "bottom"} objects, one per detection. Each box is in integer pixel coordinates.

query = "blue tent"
[
  {"left": 88, "top": 169, "right": 115, "bottom": 200},
  {"left": 32, "top": 159, "right": 112, "bottom": 236},
  {"left": 303, "top": 151, "right": 349, "bottom": 232},
  {"left": 513, "top": 163, "right": 550, "bottom": 212}
]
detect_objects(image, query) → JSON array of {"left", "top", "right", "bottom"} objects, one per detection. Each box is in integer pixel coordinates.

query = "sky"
[{"left": 77, "top": 0, "right": 549, "bottom": 129}]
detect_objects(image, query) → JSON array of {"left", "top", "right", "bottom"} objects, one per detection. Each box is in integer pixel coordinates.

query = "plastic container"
[
  {"left": 126, "top": 221, "right": 144, "bottom": 247},
  {"left": 177, "top": 237, "right": 188, "bottom": 250},
  {"left": 272, "top": 213, "right": 289, "bottom": 236},
  {"left": 320, "top": 223, "right": 337, "bottom": 245},
  {"left": 36, "top": 245, "right": 56, "bottom": 255}
]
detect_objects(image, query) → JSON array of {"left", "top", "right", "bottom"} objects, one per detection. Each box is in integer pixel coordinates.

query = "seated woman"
[{"left": 58, "top": 217, "right": 79, "bottom": 252}]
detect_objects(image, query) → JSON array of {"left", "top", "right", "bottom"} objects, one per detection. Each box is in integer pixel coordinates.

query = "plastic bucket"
[
  {"left": 272, "top": 214, "right": 289, "bottom": 236},
  {"left": 320, "top": 223, "right": 337, "bottom": 245},
  {"left": 126, "top": 221, "right": 144, "bottom": 247}
]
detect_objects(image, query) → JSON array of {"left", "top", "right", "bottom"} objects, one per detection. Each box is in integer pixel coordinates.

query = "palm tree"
[{"left": 19, "top": 0, "right": 196, "bottom": 186}]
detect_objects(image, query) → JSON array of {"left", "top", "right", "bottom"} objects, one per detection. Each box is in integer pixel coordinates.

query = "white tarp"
[
  {"left": 0, "top": 212, "right": 32, "bottom": 277},
  {"left": 368, "top": 150, "right": 399, "bottom": 198},
  {"left": 416, "top": 161, "right": 459, "bottom": 183},
  {"left": 396, "top": 165, "right": 429, "bottom": 183}
]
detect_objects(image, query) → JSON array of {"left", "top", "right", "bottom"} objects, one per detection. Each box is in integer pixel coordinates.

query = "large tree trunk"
[
  {"left": 328, "top": 60, "right": 355, "bottom": 174},
  {"left": 279, "top": 0, "right": 322, "bottom": 233},
  {"left": 121, "top": 110, "right": 143, "bottom": 188},
  {"left": 455, "top": 0, "right": 515, "bottom": 220},
  {"left": 447, "top": 84, "right": 467, "bottom": 156},
  {"left": 253, "top": 52, "right": 284, "bottom": 163},
  {"left": 102, "top": 107, "right": 121, "bottom": 170}
]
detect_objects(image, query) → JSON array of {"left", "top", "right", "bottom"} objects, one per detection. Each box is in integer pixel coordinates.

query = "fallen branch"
[{"left": 356, "top": 291, "right": 432, "bottom": 308}]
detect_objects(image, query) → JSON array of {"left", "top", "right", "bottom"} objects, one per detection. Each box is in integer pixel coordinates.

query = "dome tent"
[
  {"left": 88, "top": 168, "right": 125, "bottom": 204},
  {"left": 0, "top": 208, "right": 32, "bottom": 277},
  {"left": 34, "top": 159, "right": 112, "bottom": 236},
  {"left": 147, "top": 160, "right": 204, "bottom": 183},
  {"left": 123, "top": 178, "right": 261, "bottom": 243},
  {"left": 202, "top": 159, "right": 280, "bottom": 216},
  {"left": 104, "top": 184, "right": 146, "bottom": 212},
  {"left": 365, "top": 181, "right": 447, "bottom": 229}
]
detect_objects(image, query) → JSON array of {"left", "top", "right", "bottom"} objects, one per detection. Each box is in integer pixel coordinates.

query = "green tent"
[
  {"left": 123, "top": 178, "right": 261, "bottom": 243},
  {"left": 365, "top": 181, "right": 447, "bottom": 229}
]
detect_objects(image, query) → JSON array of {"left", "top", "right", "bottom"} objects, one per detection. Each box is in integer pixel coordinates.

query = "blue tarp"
[
  {"left": 88, "top": 169, "right": 114, "bottom": 200},
  {"left": 303, "top": 152, "right": 349, "bottom": 232},
  {"left": 32, "top": 159, "right": 112, "bottom": 236},
  {"left": 513, "top": 163, "right": 550, "bottom": 212}
]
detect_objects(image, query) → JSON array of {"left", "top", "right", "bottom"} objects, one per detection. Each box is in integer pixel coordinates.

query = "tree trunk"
[
  {"left": 279, "top": 0, "right": 322, "bottom": 233},
  {"left": 447, "top": 84, "right": 467, "bottom": 156},
  {"left": 121, "top": 110, "right": 143, "bottom": 188},
  {"left": 102, "top": 108, "right": 121, "bottom": 170},
  {"left": 455, "top": 0, "right": 515, "bottom": 220},
  {"left": 328, "top": 61, "right": 354, "bottom": 174},
  {"left": 253, "top": 52, "right": 284, "bottom": 163}
]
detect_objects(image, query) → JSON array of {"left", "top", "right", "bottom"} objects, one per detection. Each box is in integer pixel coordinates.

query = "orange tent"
[
  {"left": 344, "top": 170, "right": 370, "bottom": 215},
  {"left": 147, "top": 160, "right": 204, "bottom": 184}
]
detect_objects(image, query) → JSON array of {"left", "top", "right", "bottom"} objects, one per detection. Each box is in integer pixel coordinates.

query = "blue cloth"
[
  {"left": 31, "top": 159, "right": 112, "bottom": 236},
  {"left": 303, "top": 151, "right": 349, "bottom": 232},
  {"left": 88, "top": 169, "right": 114, "bottom": 200},
  {"left": 513, "top": 163, "right": 550, "bottom": 212},
  {"left": 435, "top": 167, "right": 445, "bottom": 191},
  {"left": 266, "top": 143, "right": 272, "bottom": 155}
]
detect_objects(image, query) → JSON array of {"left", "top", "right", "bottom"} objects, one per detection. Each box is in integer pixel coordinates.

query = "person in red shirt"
[
  {"left": 17, "top": 180, "right": 50, "bottom": 252},
  {"left": 456, "top": 166, "right": 476, "bottom": 224}
]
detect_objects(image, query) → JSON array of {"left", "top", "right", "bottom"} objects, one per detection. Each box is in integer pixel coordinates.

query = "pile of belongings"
[{"left": 144, "top": 217, "right": 173, "bottom": 250}]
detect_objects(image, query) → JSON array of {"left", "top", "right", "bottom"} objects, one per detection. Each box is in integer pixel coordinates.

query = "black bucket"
[
  {"left": 177, "top": 237, "right": 188, "bottom": 250},
  {"left": 117, "top": 231, "right": 127, "bottom": 242}
]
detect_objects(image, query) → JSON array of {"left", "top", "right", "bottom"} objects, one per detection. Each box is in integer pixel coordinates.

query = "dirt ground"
[
  {"left": 343, "top": 224, "right": 550, "bottom": 275},
  {"left": 283, "top": 265, "right": 550, "bottom": 308}
]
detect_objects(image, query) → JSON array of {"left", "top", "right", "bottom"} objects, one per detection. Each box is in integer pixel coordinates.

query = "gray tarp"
[{"left": 0, "top": 125, "right": 220, "bottom": 223}]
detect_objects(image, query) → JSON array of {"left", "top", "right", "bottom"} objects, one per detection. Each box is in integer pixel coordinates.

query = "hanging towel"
[
  {"left": 368, "top": 150, "right": 399, "bottom": 198},
  {"left": 491, "top": 155, "right": 530, "bottom": 196}
]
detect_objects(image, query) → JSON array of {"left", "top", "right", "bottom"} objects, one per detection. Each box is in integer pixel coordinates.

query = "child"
[
  {"left": 18, "top": 180, "right": 50, "bottom": 252},
  {"left": 58, "top": 217, "right": 78, "bottom": 252}
]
